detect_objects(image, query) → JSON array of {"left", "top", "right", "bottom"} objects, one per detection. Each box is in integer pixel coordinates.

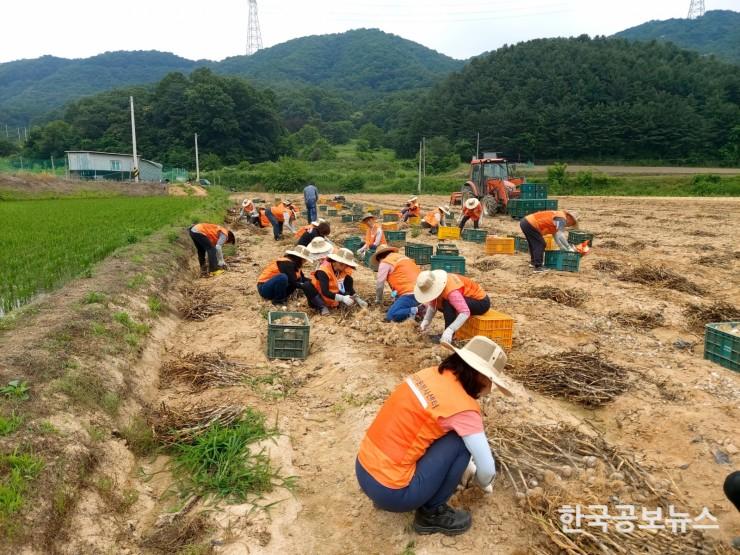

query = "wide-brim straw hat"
[
  {"left": 361, "top": 213, "right": 376, "bottom": 222},
  {"left": 370, "top": 245, "right": 398, "bottom": 267},
  {"left": 306, "top": 236, "right": 333, "bottom": 255},
  {"left": 284, "top": 245, "right": 313, "bottom": 263},
  {"left": 464, "top": 198, "right": 480, "bottom": 210},
  {"left": 414, "top": 269, "right": 448, "bottom": 303},
  {"left": 328, "top": 247, "right": 358, "bottom": 268},
  {"left": 242, "top": 198, "right": 253, "bottom": 207},
  {"left": 408, "top": 196, "right": 418, "bottom": 203},
  {"left": 438, "top": 205, "right": 451, "bottom": 216},
  {"left": 564, "top": 209, "right": 579, "bottom": 225},
  {"left": 441, "top": 337, "right": 513, "bottom": 397}
]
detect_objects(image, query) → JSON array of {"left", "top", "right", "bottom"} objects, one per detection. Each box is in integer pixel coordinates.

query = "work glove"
[
  {"left": 336, "top": 294, "right": 355, "bottom": 306},
  {"left": 375, "top": 295, "right": 383, "bottom": 305},
  {"left": 353, "top": 296, "right": 368, "bottom": 309},
  {"left": 461, "top": 460, "right": 494, "bottom": 493},
  {"left": 419, "top": 319, "right": 431, "bottom": 333},
  {"left": 357, "top": 246, "right": 367, "bottom": 256},
  {"left": 441, "top": 328, "right": 454, "bottom": 345}
]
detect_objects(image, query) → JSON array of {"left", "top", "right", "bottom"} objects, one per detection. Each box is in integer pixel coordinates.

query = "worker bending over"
[
  {"left": 422, "top": 206, "right": 451, "bottom": 235},
  {"left": 415, "top": 270, "right": 490, "bottom": 345},
  {"left": 401, "top": 197, "right": 421, "bottom": 222},
  {"left": 372, "top": 245, "right": 421, "bottom": 322},
  {"left": 238, "top": 198, "right": 256, "bottom": 221},
  {"left": 264, "top": 199, "right": 297, "bottom": 240},
  {"left": 357, "top": 214, "right": 386, "bottom": 256},
  {"left": 303, "top": 248, "right": 368, "bottom": 315},
  {"left": 256, "top": 245, "right": 313, "bottom": 305},
  {"left": 189, "top": 223, "right": 235, "bottom": 277},
  {"left": 356, "top": 336, "right": 512, "bottom": 536},
  {"left": 520, "top": 209, "right": 579, "bottom": 273},
  {"left": 296, "top": 220, "right": 331, "bottom": 247},
  {"left": 459, "top": 198, "right": 482, "bottom": 230}
]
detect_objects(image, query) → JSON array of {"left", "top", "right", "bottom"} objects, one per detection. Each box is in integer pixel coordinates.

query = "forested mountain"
[
  {"left": 399, "top": 36, "right": 740, "bottom": 164},
  {"left": 615, "top": 10, "right": 740, "bottom": 65},
  {"left": 0, "top": 51, "right": 199, "bottom": 127}
]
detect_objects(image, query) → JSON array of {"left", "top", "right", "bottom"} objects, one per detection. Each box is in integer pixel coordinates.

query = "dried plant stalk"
[
  {"left": 618, "top": 265, "right": 704, "bottom": 295},
  {"left": 179, "top": 285, "right": 231, "bottom": 321},
  {"left": 526, "top": 286, "right": 588, "bottom": 308},
  {"left": 151, "top": 402, "right": 244, "bottom": 445},
  {"left": 161, "top": 352, "right": 249, "bottom": 391}
]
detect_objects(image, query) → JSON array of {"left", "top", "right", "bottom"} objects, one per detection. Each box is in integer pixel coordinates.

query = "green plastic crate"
[
  {"left": 436, "top": 243, "right": 459, "bottom": 256},
  {"left": 341, "top": 214, "right": 354, "bottom": 223},
  {"left": 704, "top": 322, "right": 739, "bottom": 372},
  {"left": 343, "top": 236, "right": 363, "bottom": 252},
  {"left": 545, "top": 199, "right": 558, "bottom": 210},
  {"left": 544, "top": 250, "right": 581, "bottom": 272},
  {"left": 383, "top": 213, "right": 398, "bottom": 222},
  {"left": 328, "top": 209, "right": 337, "bottom": 216},
  {"left": 363, "top": 249, "right": 374, "bottom": 268},
  {"left": 319, "top": 205, "right": 328, "bottom": 213},
  {"left": 513, "top": 236, "right": 529, "bottom": 253},
  {"left": 352, "top": 206, "right": 364, "bottom": 215},
  {"left": 405, "top": 243, "right": 433, "bottom": 265},
  {"left": 461, "top": 228, "right": 487, "bottom": 243},
  {"left": 431, "top": 254, "right": 466, "bottom": 275},
  {"left": 568, "top": 230, "right": 594, "bottom": 247},
  {"left": 519, "top": 183, "right": 548, "bottom": 199},
  {"left": 267, "top": 311, "right": 310, "bottom": 359},
  {"left": 385, "top": 230, "right": 407, "bottom": 245}
]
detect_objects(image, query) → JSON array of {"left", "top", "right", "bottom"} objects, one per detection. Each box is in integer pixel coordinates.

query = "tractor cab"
[{"left": 458, "top": 153, "right": 524, "bottom": 216}]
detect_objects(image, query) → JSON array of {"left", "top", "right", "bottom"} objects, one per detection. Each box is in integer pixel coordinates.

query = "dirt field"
[
  {"left": 524, "top": 165, "right": 740, "bottom": 176},
  {"left": 3, "top": 192, "right": 739, "bottom": 553}
]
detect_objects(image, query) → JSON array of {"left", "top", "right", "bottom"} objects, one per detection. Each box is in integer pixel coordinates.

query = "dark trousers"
[
  {"left": 520, "top": 219, "right": 545, "bottom": 268},
  {"left": 441, "top": 295, "right": 490, "bottom": 328},
  {"left": 189, "top": 227, "right": 218, "bottom": 271},
  {"left": 355, "top": 432, "right": 470, "bottom": 512},
  {"left": 265, "top": 208, "right": 283, "bottom": 240},
  {"left": 458, "top": 215, "right": 479, "bottom": 230},
  {"left": 257, "top": 274, "right": 292, "bottom": 302}
]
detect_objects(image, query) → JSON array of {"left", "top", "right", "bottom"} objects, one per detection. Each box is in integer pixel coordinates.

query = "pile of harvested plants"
[
  {"left": 472, "top": 257, "right": 499, "bottom": 271},
  {"left": 608, "top": 310, "right": 665, "bottom": 330},
  {"left": 140, "top": 512, "right": 210, "bottom": 553},
  {"left": 525, "top": 286, "right": 588, "bottom": 308},
  {"left": 684, "top": 301, "right": 740, "bottom": 332},
  {"left": 592, "top": 259, "right": 620, "bottom": 273},
  {"left": 508, "top": 352, "right": 629, "bottom": 407},
  {"left": 619, "top": 264, "right": 704, "bottom": 295},
  {"left": 179, "top": 285, "right": 231, "bottom": 321},
  {"left": 161, "top": 352, "right": 249, "bottom": 391},
  {"left": 151, "top": 402, "right": 245, "bottom": 445}
]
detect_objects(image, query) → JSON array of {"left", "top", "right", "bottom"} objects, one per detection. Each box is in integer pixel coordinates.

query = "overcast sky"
[{"left": 0, "top": 0, "right": 737, "bottom": 63}]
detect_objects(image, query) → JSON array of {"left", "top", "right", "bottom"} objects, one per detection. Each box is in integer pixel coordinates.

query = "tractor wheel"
[
  {"left": 461, "top": 184, "right": 476, "bottom": 206},
  {"left": 483, "top": 195, "right": 499, "bottom": 217}
]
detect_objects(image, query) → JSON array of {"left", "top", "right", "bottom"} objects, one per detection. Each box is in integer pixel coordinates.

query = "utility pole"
[
  {"left": 246, "top": 0, "right": 263, "bottom": 55},
  {"left": 422, "top": 137, "right": 426, "bottom": 177},
  {"left": 687, "top": 0, "right": 705, "bottom": 19},
  {"left": 476, "top": 132, "right": 480, "bottom": 159},
  {"left": 129, "top": 96, "right": 139, "bottom": 182},
  {"left": 417, "top": 140, "right": 422, "bottom": 194},
  {"left": 194, "top": 133, "right": 200, "bottom": 182},
  {"left": 50, "top": 155, "right": 55, "bottom": 172},
  {"left": 23, "top": 127, "right": 27, "bottom": 141}
]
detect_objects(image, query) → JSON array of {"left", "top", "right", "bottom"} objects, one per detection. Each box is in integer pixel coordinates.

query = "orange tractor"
[{"left": 451, "top": 153, "right": 525, "bottom": 216}]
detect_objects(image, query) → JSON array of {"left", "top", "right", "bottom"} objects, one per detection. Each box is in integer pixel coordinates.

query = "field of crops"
[{"left": 0, "top": 196, "right": 206, "bottom": 314}]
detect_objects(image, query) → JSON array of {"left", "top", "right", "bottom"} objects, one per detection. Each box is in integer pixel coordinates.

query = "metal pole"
[
  {"left": 417, "top": 140, "right": 422, "bottom": 194},
  {"left": 194, "top": 133, "right": 200, "bottom": 181},
  {"left": 422, "top": 136, "right": 426, "bottom": 177},
  {"left": 476, "top": 132, "right": 480, "bottom": 159},
  {"left": 51, "top": 155, "right": 55, "bottom": 172},
  {"left": 23, "top": 127, "right": 27, "bottom": 141},
  {"left": 130, "top": 96, "right": 139, "bottom": 182}
]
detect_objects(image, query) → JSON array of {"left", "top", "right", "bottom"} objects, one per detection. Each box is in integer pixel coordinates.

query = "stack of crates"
[
  {"left": 704, "top": 322, "right": 739, "bottom": 372},
  {"left": 485, "top": 237, "right": 515, "bottom": 255},
  {"left": 461, "top": 228, "right": 487, "bottom": 243},
  {"left": 436, "top": 243, "right": 459, "bottom": 256},
  {"left": 438, "top": 226, "right": 461, "bottom": 240},
  {"left": 343, "top": 236, "right": 363, "bottom": 252},
  {"left": 513, "top": 236, "right": 529, "bottom": 253},
  {"left": 382, "top": 222, "right": 399, "bottom": 231},
  {"left": 385, "top": 230, "right": 407, "bottom": 247},
  {"left": 405, "top": 243, "right": 433, "bottom": 266},
  {"left": 382, "top": 209, "right": 399, "bottom": 223},
  {"left": 519, "top": 183, "right": 547, "bottom": 199},
  {"left": 507, "top": 182, "right": 559, "bottom": 219},
  {"left": 267, "top": 311, "right": 311, "bottom": 359},
  {"left": 544, "top": 251, "right": 581, "bottom": 272},
  {"left": 431, "top": 254, "right": 466, "bottom": 275},
  {"left": 568, "top": 230, "right": 595, "bottom": 247},
  {"left": 456, "top": 309, "right": 514, "bottom": 351}
]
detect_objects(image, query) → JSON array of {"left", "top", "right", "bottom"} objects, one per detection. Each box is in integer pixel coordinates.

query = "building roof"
[{"left": 65, "top": 150, "right": 162, "bottom": 169}]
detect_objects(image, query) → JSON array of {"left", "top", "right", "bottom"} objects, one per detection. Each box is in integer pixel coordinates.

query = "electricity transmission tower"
[
  {"left": 246, "top": 0, "right": 263, "bottom": 55},
  {"left": 687, "top": 0, "right": 705, "bottom": 19}
]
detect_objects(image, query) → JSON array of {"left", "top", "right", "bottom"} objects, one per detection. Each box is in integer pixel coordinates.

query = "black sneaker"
[{"left": 413, "top": 504, "right": 471, "bottom": 536}]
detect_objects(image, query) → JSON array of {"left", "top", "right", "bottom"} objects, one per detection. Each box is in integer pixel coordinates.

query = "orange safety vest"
[
  {"left": 423, "top": 210, "right": 441, "bottom": 227},
  {"left": 258, "top": 208, "right": 270, "bottom": 228},
  {"left": 462, "top": 205, "right": 482, "bottom": 221},
  {"left": 364, "top": 223, "right": 387, "bottom": 248},
  {"left": 383, "top": 253, "right": 420, "bottom": 297},
  {"left": 295, "top": 224, "right": 314, "bottom": 238},
  {"left": 257, "top": 257, "right": 301, "bottom": 284},
  {"left": 434, "top": 273, "right": 486, "bottom": 308},
  {"left": 358, "top": 366, "right": 480, "bottom": 488},
  {"left": 525, "top": 210, "right": 567, "bottom": 236},
  {"left": 192, "top": 223, "right": 229, "bottom": 247},
  {"left": 407, "top": 203, "right": 421, "bottom": 217},
  {"left": 310, "top": 260, "right": 351, "bottom": 308},
  {"left": 271, "top": 203, "right": 290, "bottom": 223}
]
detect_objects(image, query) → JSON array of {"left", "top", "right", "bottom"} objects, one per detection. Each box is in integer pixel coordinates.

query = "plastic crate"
[
  {"left": 513, "top": 236, "right": 529, "bottom": 253},
  {"left": 519, "top": 183, "right": 548, "bottom": 199},
  {"left": 318, "top": 205, "right": 328, "bottom": 213},
  {"left": 568, "top": 230, "right": 594, "bottom": 247},
  {"left": 382, "top": 209, "right": 398, "bottom": 215},
  {"left": 343, "top": 236, "right": 363, "bottom": 252},
  {"left": 382, "top": 222, "right": 399, "bottom": 231},
  {"left": 352, "top": 206, "right": 364, "bottom": 215},
  {"left": 485, "top": 237, "right": 515, "bottom": 255},
  {"left": 436, "top": 243, "right": 459, "bottom": 256},
  {"left": 545, "top": 199, "right": 558, "bottom": 210},
  {"left": 541, "top": 234, "right": 557, "bottom": 251},
  {"left": 544, "top": 250, "right": 581, "bottom": 272},
  {"left": 431, "top": 254, "right": 466, "bottom": 275},
  {"left": 461, "top": 228, "right": 487, "bottom": 243},
  {"left": 341, "top": 214, "right": 354, "bottom": 223},
  {"left": 385, "top": 230, "right": 407, "bottom": 246},
  {"left": 408, "top": 216, "right": 421, "bottom": 225},
  {"left": 383, "top": 213, "right": 398, "bottom": 222},
  {"left": 363, "top": 249, "right": 374, "bottom": 268},
  {"left": 704, "top": 322, "right": 739, "bottom": 372},
  {"left": 437, "top": 226, "right": 461, "bottom": 240},
  {"left": 456, "top": 309, "right": 514, "bottom": 351},
  {"left": 328, "top": 209, "right": 337, "bottom": 216},
  {"left": 405, "top": 243, "right": 433, "bottom": 265},
  {"left": 267, "top": 311, "right": 310, "bottom": 359}
]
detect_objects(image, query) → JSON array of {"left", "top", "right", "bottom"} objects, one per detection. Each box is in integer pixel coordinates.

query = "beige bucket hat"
[
  {"left": 306, "top": 236, "right": 333, "bottom": 255},
  {"left": 564, "top": 209, "right": 579, "bottom": 225},
  {"left": 284, "top": 245, "right": 313, "bottom": 263},
  {"left": 464, "top": 198, "right": 480, "bottom": 210},
  {"left": 408, "top": 196, "right": 418, "bottom": 203},
  {"left": 414, "top": 269, "right": 448, "bottom": 303},
  {"left": 438, "top": 205, "right": 451, "bottom": 216},
  {"left": 370, "top": 244, "right": 399, "bottom": 267},
  {"left": 441, "top": 336, "right": 513, "bottom": 396},
  {"left": 328, "top": 247, "right": 358, "bottom": 268},
  {"left": 242, "top": 198, "right": 254, "bottom": 207},
  {"left": 361, "top": 213, "right": 376, "bottom": 222}
]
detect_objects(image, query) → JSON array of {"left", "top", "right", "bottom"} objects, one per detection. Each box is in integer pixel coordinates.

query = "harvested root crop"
[
  {"left": 508, "top": 352, "right": 628, "bottom": 407},
  {"left": 273, "top": 316, "right": 306, "bottom": 326},
  {"left": 525, "top": 286, "right": 588, "bottom": 308},
  {"left": 599, "top": 239, "right": 620, "bottom": 249},
  {"left": 151, "top": 402, "right": 244, "bottom": 445},
  {"left": 618, "top": 264, "right": 704, "bottom": 295},
  {"left": 472, "top": 257, "right": 500, "bottom": 271},
  {"left": 684, "top": 301, "right": 740, "bottom": 332},
  {"left": 608, "top": 309, "right": 665, "bottom": 329},
  {"left": 179, "top": 285, "right": 231, "bottom": 321},
  {"left": 592, "top": 259, "right": 620, "bottom": 273},
  {"left": 161, "top": 352, "right": 250, "bottom": 391}
]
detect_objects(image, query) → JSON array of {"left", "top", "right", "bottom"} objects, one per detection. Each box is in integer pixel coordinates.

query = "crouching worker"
[
  {"left": 357, "top": 214, "right": 386, "bottom": 257},
  {"left": 189, "top": 223, "right": 235, "bottom": 277},
  {"left": 520, "top": 209, "right": 579, "bottom": 273},
  {"left": 356, "top": 336, "right": 513, "bottom": 536},
  {"left": 296, "top": 220, "right": 330, "bottom": 247},
  {"left": 238, "top": 198, "right": 256, "bottom": 221},
  {"left": 401, "top": 197, "right": 421, "bottom": 222},
  {"left": 303, "top": 248, "right": 367, "bottom": 316},
  {"left": 459, "top": 198, "right": 482, "bottom": 230},
  {"left": 422, "top": 206, "right": 451, "bottom": 234},
  {"left": 415, "top": 270, "right": 490, "bottom": 345},
  {"left": 371, "top": 245, "right": 421, "bottom": 322},
  {"left": 256, "top": 245, "right": 312, "bottom": 306}
]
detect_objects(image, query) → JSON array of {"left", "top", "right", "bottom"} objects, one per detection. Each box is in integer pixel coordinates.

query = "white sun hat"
[
  {"left": 306, "top": 236, "right": 333, "bottom": 255},
  {"left": 327, "top": 247, "right": 358, "bottom": 268},
  {"left": 464, "top": 198, "right": 480, "bottom": 210},
  {"left": 441, "top": 336, "right": 513, "bottom": 396},
  {"left": 564, "top": 209, "right": 579, "bottom": 225},
  {"left": 438, "top": 205, "right": 451, "bottom": 216},
  {"left": 414, "top": 269, "right": 448, "bottom": 304},
  {"left": 284, "top": 245, "right": 313, "bottom": 263}
]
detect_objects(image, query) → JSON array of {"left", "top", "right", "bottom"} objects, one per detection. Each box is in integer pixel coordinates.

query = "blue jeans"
[
  {"left": 386, "top": 293, "right": 418, "bottom": 322},
  {"left": 265, "top": 208, "right": 283, "bottom": 240},
  {"left": 356, "top": 432, "right": 470, "bottom": 512},
  {"left": 307, "top": 203, "right": 317, "bottom": 224},
  {"left": 257, "top": 274, "right": 289, "bottom": 301}
]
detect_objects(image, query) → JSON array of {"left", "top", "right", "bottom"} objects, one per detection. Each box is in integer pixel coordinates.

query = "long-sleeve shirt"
[
  {"left": 439, "top": 411, "right": 495, "bottom": 487},
  {"left": 297, "top": 228, "right": 320, "bottom": 247},
  {"left": 553, "top": 217, "right": 573, "bottom": 251},
  {"left": 276, "top": 260, "right": 305, "bottom": 291},
  {"left": 314, "top": 271, "right": 355, "bottom": 299},
  {"left": 303, "top": 184, "right": 319, "bottom": 206}
]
